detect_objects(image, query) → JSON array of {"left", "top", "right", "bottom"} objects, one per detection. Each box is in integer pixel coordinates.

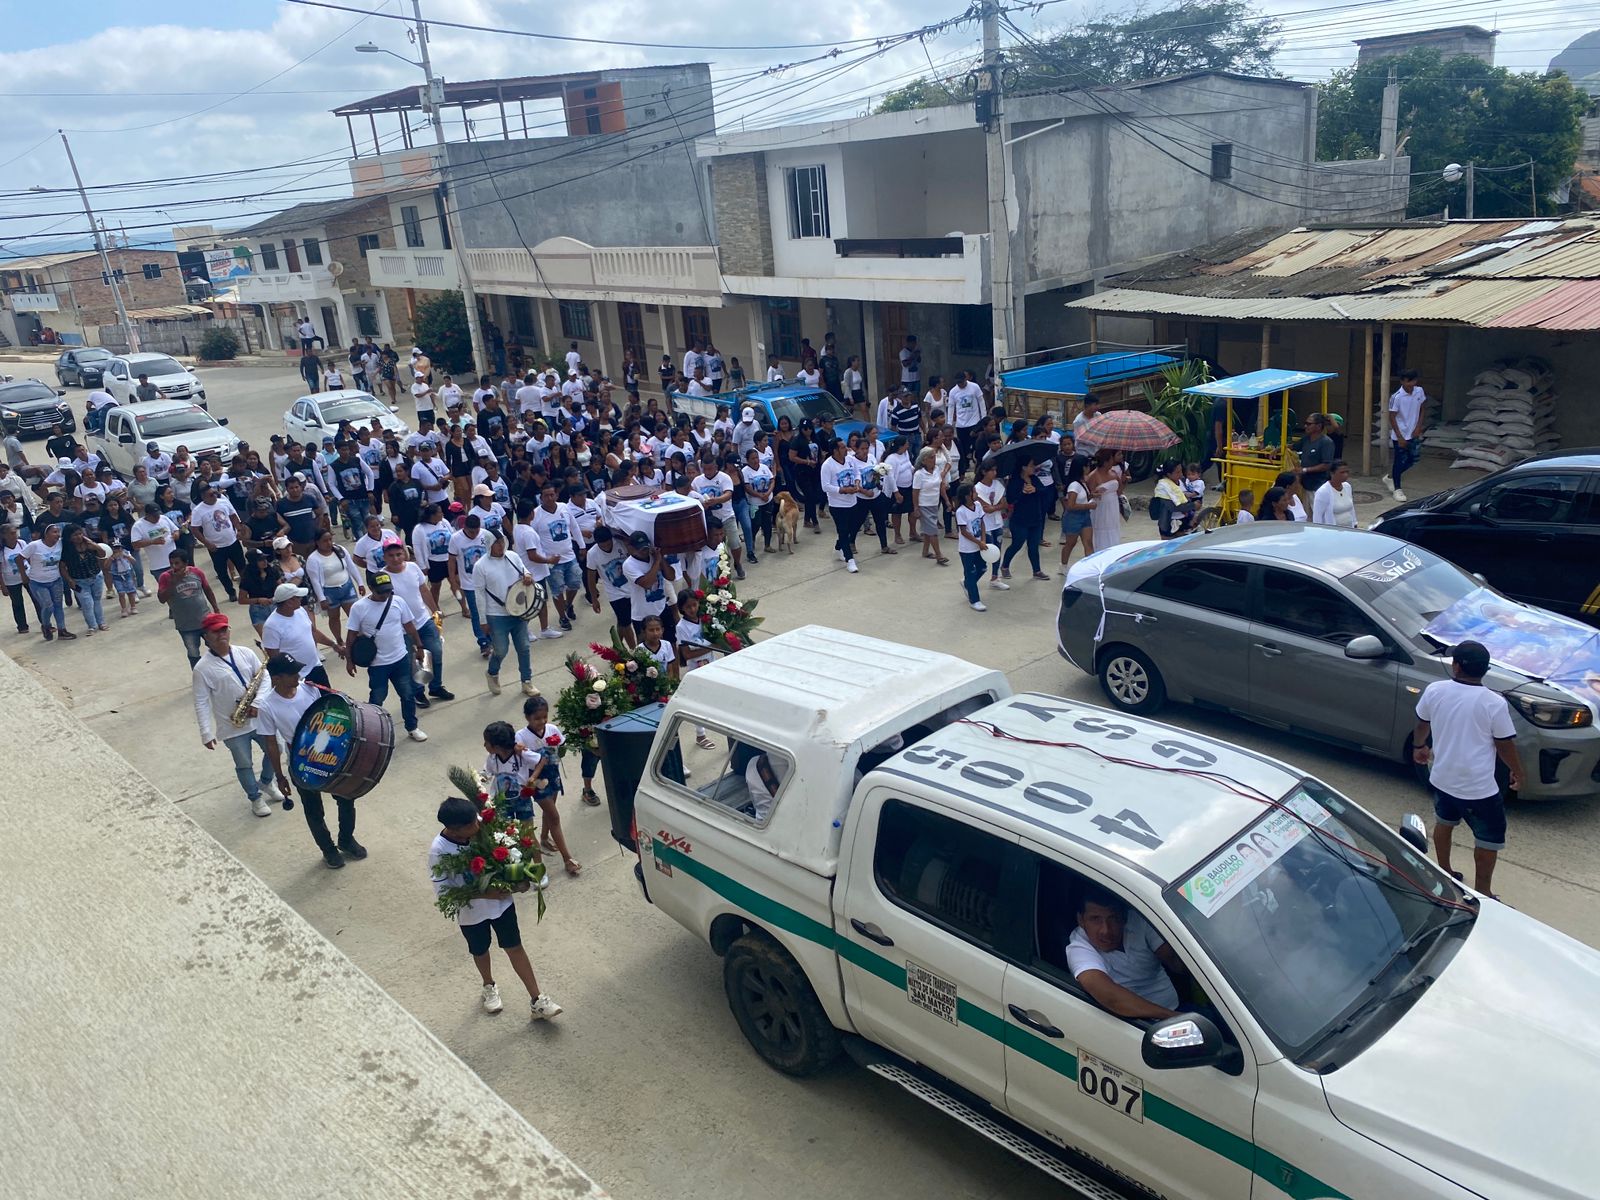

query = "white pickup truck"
[{"left": 628, "top": 626, "right": 1592, "bottom": 1200}]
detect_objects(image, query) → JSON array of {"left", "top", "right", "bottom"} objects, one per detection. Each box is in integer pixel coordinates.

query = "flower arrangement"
[
  {"left": 431, "top": 765, "right": 548, "bottom": 921},
  {"left": 691, "top": 544, "right": 763, "bottom": 653},
  {"left": 552, "top": 626, "right": 679, "bottom": 755}
]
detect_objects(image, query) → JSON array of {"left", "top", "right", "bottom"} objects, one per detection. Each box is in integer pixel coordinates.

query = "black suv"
[
  {"left": 1371, "top": 450, "right": 1600, "bottom": 625},
  {"left": 0, "top": 378, "right": 76, "bottom": 439}
]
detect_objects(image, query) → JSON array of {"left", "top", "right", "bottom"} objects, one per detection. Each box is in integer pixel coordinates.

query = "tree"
[
  {"left": 414, "top": 289, "right": 474, "bottom": 375},
  {"left": 872, "top": 2, "right": 1282, "bottom": 113},
  {"left": 1316, "top": 49, "right": 1587, "bottom": 218}
]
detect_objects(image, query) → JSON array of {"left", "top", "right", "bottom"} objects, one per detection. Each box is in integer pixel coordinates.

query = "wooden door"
[
  {"left": 880, "top": 302, "right": 909, "bottom": 395},
  {"left": 618, "top": 302, "right": 646, "bottom": 365}
]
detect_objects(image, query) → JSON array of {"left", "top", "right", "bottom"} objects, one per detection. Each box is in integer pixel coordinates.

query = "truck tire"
[{"left": 723, "top": 933, "right": 841, "bottom": 1077}]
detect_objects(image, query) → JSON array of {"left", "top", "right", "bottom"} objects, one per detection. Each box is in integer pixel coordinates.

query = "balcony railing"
[
  {"left": 368, "top": 250, "right": 456, "bottom": 289},
  {"left": 833, "top": 237, "right": 966, "bottom": 258}
]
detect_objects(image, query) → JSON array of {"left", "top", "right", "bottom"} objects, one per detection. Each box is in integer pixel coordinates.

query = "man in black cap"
[
  {"left": 1413, "top": 640, "right": 1523, "bottom": 899},
  {"left": 256, "top": 654, "right": 367, "bottom": 869}
]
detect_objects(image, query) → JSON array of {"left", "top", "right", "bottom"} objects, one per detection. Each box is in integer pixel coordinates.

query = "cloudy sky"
[{"left": 0, "top": 0, "right": 1591, "bottom": 259}]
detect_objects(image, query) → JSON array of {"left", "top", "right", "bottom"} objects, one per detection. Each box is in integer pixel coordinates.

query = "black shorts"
[
  {"left": 1432, "top": 787, "right": 1508, "bottom": 851},
  {"left": 426, "top": 559, "right": 450, "bottom": 584},
  {"left": 460, "top": 905, "right": 521, "bottom": 956},
  {"left": 609, "top": 597, "right": 632, "bottom": 629}
]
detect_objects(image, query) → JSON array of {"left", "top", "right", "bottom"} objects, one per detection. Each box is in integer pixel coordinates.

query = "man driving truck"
[{"left": 1067, "top": 885, "right": 1190, "bottom": 1020}]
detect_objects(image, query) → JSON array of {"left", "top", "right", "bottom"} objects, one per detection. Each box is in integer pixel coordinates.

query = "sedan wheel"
[{"left": 1098, "top": 646, "right": 1166, "bottom": 714}]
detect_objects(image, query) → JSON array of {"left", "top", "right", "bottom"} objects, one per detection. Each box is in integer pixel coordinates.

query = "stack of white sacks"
[{"left": 1448, "top": 358, "right": 1560, "bottom": 472}]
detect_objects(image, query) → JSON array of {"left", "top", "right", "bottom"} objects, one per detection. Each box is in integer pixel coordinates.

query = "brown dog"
[{"left": 775, "top": 493, "right": 801, "bottom": 554}]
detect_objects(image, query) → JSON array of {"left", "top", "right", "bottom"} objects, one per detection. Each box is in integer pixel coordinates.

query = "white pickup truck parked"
[{"left": 628, "top": 626, "right": 1591, "bottom": 1200}]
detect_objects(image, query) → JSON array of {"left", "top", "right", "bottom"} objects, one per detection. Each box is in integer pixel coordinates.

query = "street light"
[
  {"left": 1442, "top": 161, "right": 1474, "bottom": 219},
  {"left": 353, "top": 4, "right": 488, "bottom": 376}
]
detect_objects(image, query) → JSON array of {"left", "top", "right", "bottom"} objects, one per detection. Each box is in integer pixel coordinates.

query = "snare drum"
[{"left": 502, "top": 578, "right": 547, "bottom": 621}]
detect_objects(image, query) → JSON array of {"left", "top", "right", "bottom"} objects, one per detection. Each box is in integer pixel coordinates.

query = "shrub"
[{"left": 198, "top": 326, "right": 240, "bottom": 361}]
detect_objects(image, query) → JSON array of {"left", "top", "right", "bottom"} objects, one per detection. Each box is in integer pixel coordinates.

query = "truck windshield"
[
  {"left": 1166, "top": 780, "right": 1466, "bottom": 1062},
  {"left": 770, "top": 390, "right": 849, "bottom": 428},
  {"left": 135, "top": 407, "right": 218, "bottom": 438}
]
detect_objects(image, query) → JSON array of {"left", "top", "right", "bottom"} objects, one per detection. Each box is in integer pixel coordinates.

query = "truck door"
[
  {"left": 1002, "top": 844, "right": 1257, "bottom": 1200},
  {"left": 836, "top": 790, "right": 1017, "bottom": 1109}
]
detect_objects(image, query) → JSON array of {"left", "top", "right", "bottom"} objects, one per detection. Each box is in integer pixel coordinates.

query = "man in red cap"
[{"left": 191, "top": 611, "right": 285, "bottom": 818}]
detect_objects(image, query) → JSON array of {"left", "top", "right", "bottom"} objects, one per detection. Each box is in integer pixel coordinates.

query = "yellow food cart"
[{"left": 1182, "top": 369, "right": 1335, "bottom": 523}]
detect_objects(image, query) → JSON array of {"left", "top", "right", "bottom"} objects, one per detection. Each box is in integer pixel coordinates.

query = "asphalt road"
[{"left": 9, "top": 364, "right": 1599, "bottom": 1200}]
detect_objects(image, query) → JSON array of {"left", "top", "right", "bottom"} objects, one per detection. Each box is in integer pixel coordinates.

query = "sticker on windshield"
[
  {"left": 905, "top": 960, "right": 959, "bottom": 1025},
  {"left": 1352, "top": 547, "right": 1425, "bottom": 586},
  {"left": 1177, "top": 803, "right": 1330, "bottom": 919}
]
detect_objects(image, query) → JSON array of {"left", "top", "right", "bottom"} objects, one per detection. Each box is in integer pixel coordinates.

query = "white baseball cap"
[{"left": 272, "top": 583, "right": 309, "bottom": 604}]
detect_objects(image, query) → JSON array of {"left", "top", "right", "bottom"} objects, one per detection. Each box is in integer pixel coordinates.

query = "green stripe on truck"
[{"left": 652, "top": 838, "right": 1348, "bottom": 1200}]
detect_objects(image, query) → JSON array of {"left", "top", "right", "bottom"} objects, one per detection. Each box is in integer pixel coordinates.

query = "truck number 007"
[
  {"left": 900, "top": 745, "right": 1165, "bottom": 851},
  {"left": 1076, "top": 1053, "right": 1144, "bottom": 1122}
]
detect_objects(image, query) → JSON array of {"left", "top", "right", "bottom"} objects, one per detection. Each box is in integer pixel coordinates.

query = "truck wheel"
[
  {"left": 723, "top": 933, "right": 841, "bottom": 1077},
  {"left": 1098, "top": 645, "right": 1166, "bottom": 714}
]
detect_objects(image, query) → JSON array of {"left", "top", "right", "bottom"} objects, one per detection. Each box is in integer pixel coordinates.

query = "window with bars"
[
  {"left": 259, "top": 243, "right": 280, "bottom": 271},
  {"left": 681, "top": 307, "right": 711, "bottom": 350},
  {"left": 301, "top": 238, "right": 324, "bottom": 266},
  {"left": 1210, "top": 143, "right": 1233, "bottom": 181},
  {"left": 785, "top": 165, "right": 830, "bottom": 239},
  {"left": 401, "top": 205, "right": 424, "bottom": 248},
  {"left": 559, "top": 300, "right": 593, "bottom": 341},
  {"left": 356, "top": 233, "right": 381, "bottom": 258}
]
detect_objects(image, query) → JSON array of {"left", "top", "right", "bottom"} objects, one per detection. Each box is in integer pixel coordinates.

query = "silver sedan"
[{"left": 1055, "top": 524, "right": 1600, "bottom": 801}]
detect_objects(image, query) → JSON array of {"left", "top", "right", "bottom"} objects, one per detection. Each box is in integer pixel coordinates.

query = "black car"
[
  {"left": 0, "top": 378, "right": 76, "bottom": 439},
  {"left": 1371, "top": 449, "right": 1600, "bottom": 625},
  {"left": 54, "top": 347, "right": 114, "bottom": 388}
]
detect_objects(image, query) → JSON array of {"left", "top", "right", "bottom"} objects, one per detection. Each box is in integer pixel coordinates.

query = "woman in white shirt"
[
  {"left": 305, "top": 528, "right": 362, "bottom": 642},
  {"left": 933, "top": 426, "right": 960, "bottom": 540},
  {"left": 973, "top": 460, "right": 1007, "bottom": 586},
  {"left": 1311, "top": 461, "right": 1357, "bottom": 527},
  {"left": 911, "top": 448, "right": 949, "bottom": 566},
  {"left": 844, "top": 356, "right": 865, "bottom": 414},
  {"left": 883, "top": 436, "right": 914, "bottom": 546},
  {"left": 796, "top": 363, "right": 821, "bottom": 388},
  {"left": 849, "top": 436, "right": 894, "bottom": 556},
  {"left": 1276, "top": 470, "right": 1309, "bottom": 522},
  {"left": 1058, "top": 453, "right": 1097, "bottom": 568},
  {"left": 922, "top": 376, "right": 948, "bottom": 423}
]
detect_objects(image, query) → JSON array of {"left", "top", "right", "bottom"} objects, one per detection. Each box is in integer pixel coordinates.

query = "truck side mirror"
[
  {"left": 1397, "top": 813, "right": 1428, "bottom": 855},
  {"left": 1141, "top": 1015, "right": 1243, "bottom": 1076}
]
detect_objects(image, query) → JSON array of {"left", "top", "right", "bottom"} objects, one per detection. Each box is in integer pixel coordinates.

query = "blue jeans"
[
  {"left": 486, "top": 613, "right": 531, "bottom": 682},
  {"left": 960, "top": 550, "right": 985, "bottom": 604},
  {"left": 178, "top": 626, "right": 204, "bottom": 667},
  {"left": 28, "top": 577, "right": 65, "bottom": 630},
  {"left": 733, "top": 499, "right": 755, "bottom": 556},
  {"left": 1391, "top": 439, "right": 1419, "bottom": 490},
  {"left": 224, "top": 732, "right": 274, "bottom": 802},
  {"left": 463, "top": 587, "right": 489, "bottom": 648},
  {"left": 414, "top": 616, "right": 446, "bottom": 692},
  {"left": 367, "top": 656, "right": 419, "bottom": 731},
  {"left": 985, "top": 528, "right": 1003, "bottom": 578},
  {"left": 71, "top": 577, "right": 104, "bottom": 630},
  {"left": 342, "top": 496, "right": 370, "bottom": 532}
]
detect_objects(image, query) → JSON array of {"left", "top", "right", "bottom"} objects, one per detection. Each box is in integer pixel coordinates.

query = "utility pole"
[
  {"left": 978, "top": 1, "right": 1013, "bottom": 375},
  {"left": 1465, "top": 161, "right": 1475, "bottom": 220},
  {"left": 411, "top": 0, "right": 487, "bottom": 376},
  {"left": 60, "top": 130, "right": 137, "bottom": 353}
]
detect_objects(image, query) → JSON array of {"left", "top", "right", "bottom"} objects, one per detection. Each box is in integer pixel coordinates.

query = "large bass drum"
[
  {"left": 288, "top": 692, "right": 395, "bottom": 799},
  {"left": 502, "top": 577, "right": 548, "bottom": 621}
]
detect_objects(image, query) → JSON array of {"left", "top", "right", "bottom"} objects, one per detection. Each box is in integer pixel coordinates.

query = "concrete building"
[
  {"left": 1355, "top": 25, "right": 1497, "bottom": 67},
  {"left": 0, "top": 247, "right": 185, "bottom": 347},
  {"left": 227, "top": 193, "right": 436, "bottom": 352}
]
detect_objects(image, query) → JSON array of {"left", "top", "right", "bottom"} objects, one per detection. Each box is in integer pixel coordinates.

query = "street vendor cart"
[{"left": 1183, "top": 368, "right": 1335, "bottom": 523}]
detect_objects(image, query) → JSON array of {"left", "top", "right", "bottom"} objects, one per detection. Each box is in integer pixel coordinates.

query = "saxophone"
[{"left": 231, "top": 658, "right": 268, "bottom": 726}]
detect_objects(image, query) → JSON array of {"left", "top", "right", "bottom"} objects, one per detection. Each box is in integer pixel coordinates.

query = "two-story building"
[
  {"left": 227, "top": 191, "right": 441, "bottom": 351},
  {"left": 0, "top": 246, "right": 185, "bottom": 348}
]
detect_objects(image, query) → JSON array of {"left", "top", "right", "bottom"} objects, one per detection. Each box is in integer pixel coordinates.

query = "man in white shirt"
[
  {"left": 262, "top": 582, "right": 340, "bottom": 686},
  {"left": 256, "top": 654, "right": 364, "bottom": 869},
  {"left": 561, "top": 370, "right": 585, "bottom": 407},
  {"left": 764, "top": 355, "right": 784, "bottom": 383},
  {"left": 565, "top": 342, "right": 583, "bottom": 374},
  {"left": 1067, "top": 885, "right": 1188, "bottom": 1019},
  {"left": 1387, "top": 368, "right": 1427, "bottom": 501},
  {"left": 682, "top": 343, "right": 702, "bottom": 382},
  {"left": 448, "top": 512, "right": 493, "bottom": 654},
  {"left": 344, "top": 571, "right": 427, "bottom": 741},
  {"left": 515, "top": 374, "right": 544, "bottom": 422},
  {"left": 1414, "top": 640, "right": 1523, "bottom": 898},
  {"left": 190, "top": 611, "right": 283, "bottom": 817},
  {"left": 947, "top": 370, "right": 985, "bottom": 476},
  {"left": 532, "top": 483, "right": 583, "bottom": 629},
  {"left": 296, "top": 318, "right": 318, "bottom": 352},
  {"left": 474, "top": 525, "right": 539, "bottom": 697},
  {"left": 685, "top": 369, "right": 710, "bottom": 398},
  {"left": 190, "top": 483, "right": 246, "bottom": 601},
  {"left": 381, "top": 540, "right": 454, "bottom": 706},
  {"left": 898, "top": 334, "right": 921, "bottom": 392}
]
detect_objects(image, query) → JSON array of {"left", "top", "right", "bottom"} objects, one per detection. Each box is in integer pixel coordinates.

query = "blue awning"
[
  {"left": 1000, "top": 350, "right": 1182, "bottom": 396},
  {"left": 1182, "top": 369, "right": 1337, "bottom": 399}
]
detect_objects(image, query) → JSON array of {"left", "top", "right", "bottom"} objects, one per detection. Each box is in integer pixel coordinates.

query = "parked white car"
[
  {"left": 103, "top": 353, "right": 206, "bottom": 408},
  {"left": 284, "top": 389, "right": 409, "bottom": 442},
  {"left": 90, "top": 400, "right": 238, "bottom": 476}
]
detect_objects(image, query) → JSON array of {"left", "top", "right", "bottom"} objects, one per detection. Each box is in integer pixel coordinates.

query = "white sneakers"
[
  {"left": 538, "top": 628, "right": 564, "bottom": 639},
  {"left": 481, "top": 983, "right": 504, "bottom": 1014},
  {"left": 521, "top": 680, "right": 540, "bottom": 697},
  {"left": 486, "top": 671, "right": 501, "bottom": 695},
  {"left": 407, "top": 728, "right": 429, "bottom": 743},
  {"left": 262, "top": 779, "right": 286, "bottom": 803},
  {"left": 990, "top": 580, "right": 1010, "bottom": 591},
  {"left": 970, "top": 601, "right": 988, "bottom": 612},
  {"left": 250, "top": 796, "right": 272, "bottom": 817},
  {"left": 531, "top": 994, "right": 563, "bottom": 1020},
  {"left": 836, "top": 548, "right": 845, "bottom": 562},
  {"left": 845, "top": 559, "right": 859, "bottom": 573},
  {"left": 1392, "top": 487, "right": 1408, "bottom": 502}
]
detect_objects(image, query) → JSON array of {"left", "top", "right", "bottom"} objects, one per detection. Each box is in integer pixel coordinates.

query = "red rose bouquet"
[
  {"left": 432, "top": 765, "right": 548, "bottom": 921},
  {"left": 693, "top": 544, "right": 762, "bottom": 653},
  {"left": 552, "top": 628, "right": 679, "bottom": 755}
]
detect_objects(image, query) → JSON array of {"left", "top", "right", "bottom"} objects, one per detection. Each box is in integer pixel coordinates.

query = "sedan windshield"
[
  {"left": 1167, "top": 780, "right": 1465, "bottom": 1062},
  {"left": 134, "top": 407, "right": 218, "bottom": 438},
  {"left": 136, "top": 356, "right": 186, "bottom": 378},
  {"left": 317, "top": 396, "right": 385, "bottom": 424},
  {"left": 77, "top": 349, "right": 112, "bottom": 362},
  {"left": 770, "top": 390, "right": 849, "bottom": 428},
  {"left": 1340, "top": 545, "right": 1481, "bottom": 642}
]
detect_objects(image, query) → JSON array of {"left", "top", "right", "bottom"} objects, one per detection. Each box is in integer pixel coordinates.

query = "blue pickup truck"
[{"left": 669, "top": 381, "right": 884, "bottom": 444}]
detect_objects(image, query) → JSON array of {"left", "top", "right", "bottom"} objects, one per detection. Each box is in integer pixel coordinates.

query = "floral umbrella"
[{"left": 1073, "top": 410, "right": 1180, "bottom": 454}]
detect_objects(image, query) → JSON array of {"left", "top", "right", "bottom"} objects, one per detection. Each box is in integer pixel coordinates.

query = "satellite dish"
[{"left": 326, "top": 261, "right": 346, "bottom": 278}]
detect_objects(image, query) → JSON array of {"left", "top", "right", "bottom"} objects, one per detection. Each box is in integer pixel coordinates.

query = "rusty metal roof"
[{"left": 1071, "top": 216, "right": 1600, "bottom": 330}]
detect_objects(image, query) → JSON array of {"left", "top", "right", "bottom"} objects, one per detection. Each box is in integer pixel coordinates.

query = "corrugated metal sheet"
[
  {"left": 1390, "top": 278, "right": 1559, "bottom": 324},
  {"left": 1485, "top": 279, "right": 1600, "bottom": 331}
]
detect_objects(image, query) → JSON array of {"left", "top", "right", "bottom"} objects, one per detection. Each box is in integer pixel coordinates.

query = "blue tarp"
[
  {"left": 1182, "top": 369, "right": 1337, "bottom": 399},
  {"left": 1000, "top": 350, "right": 1181, "bottom": 396}
]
